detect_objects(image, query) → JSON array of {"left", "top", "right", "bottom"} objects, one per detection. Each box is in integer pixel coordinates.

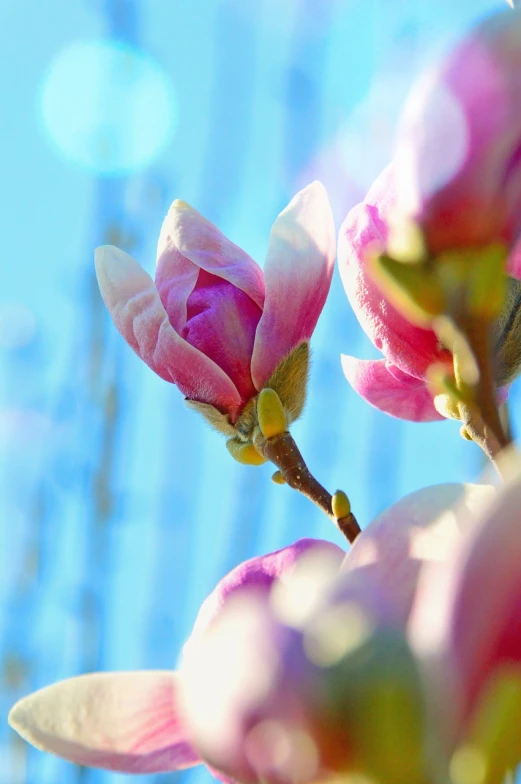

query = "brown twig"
[{"left": 255, "top": 431, "right": 361, "bottom": 544}]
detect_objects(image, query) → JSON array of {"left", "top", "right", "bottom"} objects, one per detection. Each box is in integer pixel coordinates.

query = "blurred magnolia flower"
[
  {"left": 8, "top": 538, "right": 343, "bottom": 777},
  {"left": 395, "top": 9, "right": 521, "bottom": 256},
  {"left": 179, "top": 483, "right": 495, "bottom": 784},
  {"left": 9, "top": 483, "right": 497, "bottom": 782},
  {"left": 409, "top": 466, "right": 521, "bottom": 780},
  {"left": 339, "top": 10, "right": 521, "bottom": 421},
  {"left": 96, "top": 183, "right": 335, "bottom": 463}
]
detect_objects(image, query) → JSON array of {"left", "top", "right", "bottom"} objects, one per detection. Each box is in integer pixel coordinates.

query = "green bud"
[
  {"left": 226, "top": 437, "right": 266, "bottom": 466},
  {"left": 433, "top": 393, "right": 462, "bottom": 421},
  {"left": 257, "top": 388, "right": 287, "bottom": 439},
  {"left": 332, "top": 490, "right": 351, "bottom": 519},
  {"left": 266, "top": 342, "right": 309, "bottom": 425}
]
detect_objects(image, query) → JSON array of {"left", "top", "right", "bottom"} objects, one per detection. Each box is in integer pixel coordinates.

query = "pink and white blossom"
[
  {"left": 395, "top": 9, "right": 521, "bottom": 256},
  {"left": 9, "top": 483, "right": 499, "bottom": 782},
  {"left": 339, "top": 11, "right": 521, "bottom": 421},
  {"left": 95, "top": 183, "right": 335, "bottom": 424}
]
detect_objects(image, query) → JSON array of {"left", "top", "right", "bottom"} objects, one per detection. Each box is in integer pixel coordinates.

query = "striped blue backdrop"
[{"left": 0, "top": 1, "right": 513, "bottom": 783}]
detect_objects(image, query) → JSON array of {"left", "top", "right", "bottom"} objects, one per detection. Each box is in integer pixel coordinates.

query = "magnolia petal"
[
  {"left": 186, "top": 539, "right": 345, "bottom": 652},
  {"left": 341, "top": 356, "right": 443, "bottom": 422},
  {"left": 207, "top": 766, "right": 238, "bottom": 784},
  {"left": 411, "top": 468, "right": 521, "bottom": 729},
  {"left": 338, "top": 165, "right": 450, "bottom": 380},
  {"left": 155, "top": 242, "right": 199, "bottom": 333},
  {"left": 343, "top": 483, "right": 496, "bottom": 629},
  {"left": 251, "top": 182, "right": 336, "bottom": 389},
  {"left": 8, "top": 671, "right": 201, "bottom": 773},
  {"left": 95, "top": 245, "right": 243, "bottom": 415},
  {"left": 395, "top": 12, "right": 521, "bottom": 252},
  {"left": 160, "top": 200, "right": 265, "bottom": 309}
]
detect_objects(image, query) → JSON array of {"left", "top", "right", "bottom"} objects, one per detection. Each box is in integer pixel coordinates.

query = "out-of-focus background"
[{"left": 0, "top": 0, "right": 514, "bottom": 782}]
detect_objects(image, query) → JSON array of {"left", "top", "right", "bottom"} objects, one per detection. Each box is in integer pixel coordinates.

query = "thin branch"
[{"left": 256, "top": 431, "right": 361, "bottom": 545}]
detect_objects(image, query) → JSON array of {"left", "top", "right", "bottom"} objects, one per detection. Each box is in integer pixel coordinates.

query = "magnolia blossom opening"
[{"left": 95, "top": 183, "right": 335, "bottom": 429}]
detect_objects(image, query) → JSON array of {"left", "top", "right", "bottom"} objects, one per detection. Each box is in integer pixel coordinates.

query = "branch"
[{"left": 256, "top": 430, "right": 361, "bottom": 545}]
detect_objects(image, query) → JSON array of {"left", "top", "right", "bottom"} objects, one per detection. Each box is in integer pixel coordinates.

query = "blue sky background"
[{"left": 0, "top": 1, "right": 515, "bottom": 782}]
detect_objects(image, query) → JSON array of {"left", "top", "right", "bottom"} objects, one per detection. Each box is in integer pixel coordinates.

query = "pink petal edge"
[
  {"left": 95, "top": 245, "right": 243, "bottom": 415},
  {"left": 341, "top": 356, "right": 443, "bottom": 422},
  {"left": 186, "top": 538, "right": 345, "bottom": 652},
  {"left": 419, "top": 469, "right": 521, "bottom": 720},
  {"left": 338, "top": 164, "right": 450, "bottom": 380},
  {"left": 251, "top": 182, "right": 336, "bottom": 389},
  {"left": 159, "top": 200, "right": 265, "bottom": 309},
  {"left": 8, "top": 671, "right": 201, "bottom": 773}
]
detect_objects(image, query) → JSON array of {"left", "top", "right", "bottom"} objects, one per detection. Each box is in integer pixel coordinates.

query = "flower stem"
[
  {"left": 256, "top": 431, "right": 361, "bottom": 544},
  {"left": 455, "top": 315, "right": 510, "bottom": 473}
]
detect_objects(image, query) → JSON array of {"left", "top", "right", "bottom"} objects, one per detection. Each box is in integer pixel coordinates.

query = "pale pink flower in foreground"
[
  {"left": 9, "top": 483, "right": 496, "bottom": 782},
  {"left": 410, "top": 467, "right": 521, "bottom": 755},
  {"left": 95, "top": 183, "right": 335, "bottom": 437}
]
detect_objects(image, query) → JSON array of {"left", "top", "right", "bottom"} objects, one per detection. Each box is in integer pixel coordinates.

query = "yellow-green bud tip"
[
  {"left": 332, "top": 490, "right": 351, "bottom": 519},
  {"left": 226, "top": 438, "right": 266, "bottom": 466},
  {"left": 271, "top": 470, "right": 286, "bottom": 485},
  {"left": 257, "top": 388, "right": 287, "bottom": 439}
]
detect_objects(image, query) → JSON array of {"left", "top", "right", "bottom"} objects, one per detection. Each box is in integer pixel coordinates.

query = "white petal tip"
[
  {"left": 166, "top": 199, "right": 199, "bottom": 226},
  {"left": 8, "top": 699, "right": 38, "bottom": 747},
  {"left": 169, "top": 199, "right": 192, "bottom": 213},
  {"left": 340, "top": 353, "right": 353, "bottom": 373},
  {"left": 307, "top": 180, "right": 327, "bottom": 194},
  {"left": 94, "top": 245, "right": 146, "bottom": 291},
  {"left": 295, "top": 180, "right": 329, "bottom": 205},
  {"left": 163, "top": 200, "right": 206, "bottom": 249}
]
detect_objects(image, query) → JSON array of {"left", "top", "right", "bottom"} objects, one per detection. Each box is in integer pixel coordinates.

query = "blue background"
[{"left": 0, "top": 1, "right": 514, "bottom": 782}]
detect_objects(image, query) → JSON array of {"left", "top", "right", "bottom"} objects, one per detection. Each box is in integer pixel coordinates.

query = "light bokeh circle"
[{"left": 40, "top": 39, "right": 178, "bottom": 176}]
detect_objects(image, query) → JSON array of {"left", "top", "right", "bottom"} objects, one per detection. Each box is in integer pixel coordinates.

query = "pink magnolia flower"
[
  {"left": 339, "top": 10, "right": 521, "bottom": 422},
  {"left": 395, "top": 9, "right": 521, "bottom": 256},
  {"left": 8, "top": 483, "right": 494, "bottom": 782},
  {"left": 338, "top": 164, "right": 454, "bottom": 421},
  {"left": 95, "top": 183, "right": 335, "bottom": 432}
]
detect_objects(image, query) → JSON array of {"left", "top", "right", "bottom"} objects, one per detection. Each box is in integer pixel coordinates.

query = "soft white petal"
[
  {"left": 9, "top": 671, "right": 201, "bottom": 773},
  {"left": 251, "top": 182, "right": 336, "bottom": 388}
]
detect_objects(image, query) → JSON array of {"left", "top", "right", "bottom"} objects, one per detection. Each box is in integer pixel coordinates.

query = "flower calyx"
[
  {"left": 370, "top": 234, "right": 509, "bottom": 330},
  {"left": 186, "top": 342, "right": 309, "bottom": 466}
]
